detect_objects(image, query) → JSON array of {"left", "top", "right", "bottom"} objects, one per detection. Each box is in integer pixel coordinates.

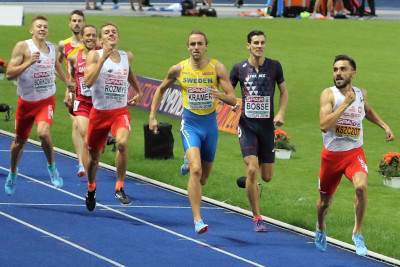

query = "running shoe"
[
  {"left": 5, "top": 170, "right": 18, "bottom": 196},
  {"left": 111, "top": 3, "right": 120, "bottom": 9},
  {"left": 253, "top": 217, "right": 267, "bottom": 232},
  {"left": 236, "top": 176, "right": 247, "bottom": 188},
  {"left": 77, "top": 164, "right": 86, "bottom": 177},
  {"left": 194, "top": 219, "right": 209, "bottom": 234},
  {"left": 86, "top": 189, "right": 96, "bottom": 211},
  {"left": 131, "top": 5, "right": 136, "bottom": 11},
  {"left": 352, "top": 233, "right": 368, "bottom": 256},
  {"left": 315, "top": 224, "right": 327, "bottom": 252},
  {"left": 48, "top": 167, "right": 63, "bottom": 188},
  {"left": 180, "top": 156, "right": 189, "bottom": 176},
  {"left": 138, "top": 6, "right": 143, "bottom": 11},
  {"left": 115, "top": 188, "right": 131, "bottom": 205}
]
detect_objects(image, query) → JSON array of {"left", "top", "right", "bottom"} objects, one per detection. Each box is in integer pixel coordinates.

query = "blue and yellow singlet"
[{"left": 178, "top": 58, "right": 220, "bottom": 116}]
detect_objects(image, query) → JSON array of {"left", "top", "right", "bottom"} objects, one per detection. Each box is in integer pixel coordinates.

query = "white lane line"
[
  {"left": 0, "top": 150, "right": 42, "bottom": 152},
  {"left": 0, "top": 166, "right": 265, "bottom": 267},
  {"left": 0, "top": 203, "right": 221, "bottom": 209},
  {"left": 0, "top": 211, "right": 126, "bottom": 267}
]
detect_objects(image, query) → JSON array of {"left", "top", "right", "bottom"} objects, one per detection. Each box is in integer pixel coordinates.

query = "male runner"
[
  {"left": 5, "top": 15, "right": 73, "bottom": 195},
  {"left": 315, "top": 54, "right": 394, "bottom": 256},
  {"left": 149, "top": 30, "right": 237, "bottom": 234},
  {"left": 230, "top": 30, "right": 289, "bottom": 232},
  {"left": 84, "top": 23, "right": 142, "bottom": 211},
  {"left": 58, "top": 10, "right": 86, "bottom": 177}
]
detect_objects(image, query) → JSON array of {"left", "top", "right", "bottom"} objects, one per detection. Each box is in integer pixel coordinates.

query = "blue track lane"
[{"left": 0, "top": 133, "right": 393, "bottom": 266}]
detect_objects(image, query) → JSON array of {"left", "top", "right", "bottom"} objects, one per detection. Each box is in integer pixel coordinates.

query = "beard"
[{"left": 334, "top": 77, "right": 351, "bottom": 89}]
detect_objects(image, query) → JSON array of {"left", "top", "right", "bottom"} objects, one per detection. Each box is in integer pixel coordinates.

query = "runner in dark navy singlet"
[{"left": 230, "top": 30, "right": 289, "bottom": 232}]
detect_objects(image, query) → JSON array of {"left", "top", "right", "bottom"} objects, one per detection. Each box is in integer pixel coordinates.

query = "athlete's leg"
[
  {"left": 70, "top": 114, "right": 84, "bottom": 166},
  {"left": 37, "top": 121, "right": 54, "bottom": 165},
  {"left": 352, "top": 171, "right": 368, "bottom": 234},
  {"left": 10, "top": 138, "right": 28, "bottom": 173},
  {"left": 114, "top": 127, "right": 130, "bottom": 184},
  {"left": 316, "top": 194, "right": 333, "bottom": 231},
  {"left": 244, "top": 155, "right": 261, "bottom": 219},
  {"left": 186, "top": 147, "right": 204, "bottom": 221}
]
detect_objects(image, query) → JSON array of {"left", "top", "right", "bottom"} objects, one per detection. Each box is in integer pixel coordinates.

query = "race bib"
[
  {"left": 33, "top": 70, "right": 54, "bottom": 93},
  {"left": 187, "top": 86, "right": 213, "bottom": 110},
  {"left": 78, "top": 76, "right": 91, "bottom": 96},
  {"left": 73, "top": 100, "right": 80, "bottom": 112},
  {"left": 104, "top": 78, "right": 127, "bottom": 102},
  {"left": 334, "top": 118, "right": 361, "bottom": 140},
  {"left": 244, "top": 95, "right": 270, "bottom": 118}
]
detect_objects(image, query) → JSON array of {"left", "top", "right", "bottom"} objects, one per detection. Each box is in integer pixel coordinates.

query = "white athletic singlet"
[
  {"left": 322, "top": 86, "right": 365, "bottom": 152},
  {"left": 91, "top": 50, "right": 129, "bottom": 110},
  {"left": 17, "top": 39, "right": 56, "bottom": 101}
]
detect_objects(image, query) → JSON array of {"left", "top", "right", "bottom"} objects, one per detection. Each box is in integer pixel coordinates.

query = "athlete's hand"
[
  {"left": 30, "top": 52, "right": 41, "bottom": 65},
  {"left": 231, "top": 103, "right": 240, "bottom": 112},
  {"left": 102, "top": 43, "right": 114, "bottom": 59},
  {"left": 63, "top": 92, "right": 73, "bottom": 109},
  {"left": 385, "top": 127, "right": 394, "bottom": 142},
  {"left": 127, "top": 92, "right": 142, "bottom": 106},
  {"left": 274, "top": 113, "right": 285, "bottom": 127},
  {"left": 149, "top": 117, "right": 159, "bottom": 134},
  {"left": 344, "top": 91, "right": 356, "bottom": 106},
  {"left": 67, "top": 82, "right": 76, "bottom": 93},
  {"left": 210, "top": 85, "right": 223, "bottom": 99}
]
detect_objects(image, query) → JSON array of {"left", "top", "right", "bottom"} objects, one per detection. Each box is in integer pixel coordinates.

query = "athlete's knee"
[
  {"left": 190, "top": 162, "right": 202, "bottom": 178},
  {"left": 246, "top": 165, "right": 258, "bottom": 179},
  {"left": 317, "top": 196, "right": 332, "bottom": 210},
  {"left": 261, "top": 175, "right": 272, "bottom": 183},
  {"left": 355, "top": 184, "right": 367, "bottom": 198}
]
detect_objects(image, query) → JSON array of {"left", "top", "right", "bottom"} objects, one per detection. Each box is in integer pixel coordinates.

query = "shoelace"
[{"left": 354, "top": 236, "right": 365, "bottom": 247}]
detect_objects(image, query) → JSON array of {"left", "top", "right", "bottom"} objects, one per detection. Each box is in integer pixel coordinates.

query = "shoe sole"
[
  {"left": 78, "top": 172, "right": 86, "bottom": 177},
  {"left": 196, "top": 225, "right": 209, "bottom": 234},
  {"left": 254, "top": 229, "right": 267, "bottom": 232}
]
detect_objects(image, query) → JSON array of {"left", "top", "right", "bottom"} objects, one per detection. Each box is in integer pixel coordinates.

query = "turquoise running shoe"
[
  {"left": 315, "top": 225, "right": 327, "bottom": 252},
  {"left": 77, "top": 164, "right": 86, "bottom": 177},
  {"left": 194, "top": 219, "right": 209, "bottom": 234},
  {"left": 352, "top": 233, "right": 368, "bottom": 256},
  {"left": 48, "top": 166, "right": 63, "bottom": 188},
  {"left": 5, "top": 170, "right": 18, "bottom": 196},
  {"left": 111, "top": 3, "right": 119, "bottom": 9},
  {"left": 180, "top": 156, "right": 189, "bottom": 176}
]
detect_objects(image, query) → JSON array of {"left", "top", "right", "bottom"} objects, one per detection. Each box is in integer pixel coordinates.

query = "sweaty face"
[
  {"left": 30, "top": 19, "right": 49, "bottom": 40},
  {"left": 69, "top": 14, "right": 85, "bottom": 34},
  {"left": 333, "top": 60, "right": 355, "bottom": 89},
  {"left": 100, "top": 25, "right": 119, "bottom": 46},
  {"left": 247, "top": 35, "right": 265, "bottom": 58},
  {"left": 82, "top": 27, "right": 97, "bottom": 50},
  {"left": 187, "top": 34, "right": 207, "bottom": 60}
]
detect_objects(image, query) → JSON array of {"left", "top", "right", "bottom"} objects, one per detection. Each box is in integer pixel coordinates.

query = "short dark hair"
[
  {"left": 70, "top": 10, "right": 85, "bottom": 21},
  {"left": 334, "top": 55, "right": 356, "bottom": 71},
  {"left": 80, "top": 24, "right": 97, "bottom": 36},
  {"left": 99, "top": 22, "right": 119, "bottom": 38},
  {"left": 188, "top": 30, "right": 208, "bottom": 45},
  {"left": 30, "top": 15, "right": 48, "bottom": 28},
  {"left": 247, "top": 30, "right": 265, "bottom": 43}
]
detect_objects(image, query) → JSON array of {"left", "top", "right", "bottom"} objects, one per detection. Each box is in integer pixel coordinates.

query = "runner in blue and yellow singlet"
[{"left": 149, "top": 30, "right": 237, "bottom": 235}]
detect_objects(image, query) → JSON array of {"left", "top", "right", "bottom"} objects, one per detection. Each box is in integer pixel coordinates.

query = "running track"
[{"left": 0, "top": 131, "right": 398, "bottom": 266}]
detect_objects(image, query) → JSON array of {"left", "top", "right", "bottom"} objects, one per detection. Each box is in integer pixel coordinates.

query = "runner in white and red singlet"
[
  {"left": 4, "top": 15, "right": 74, "bottom": 195},
  {"left": 315, "top": 54, "right": 394, "bottom": 256},
  {"left": 83, "top": 22, "right": 142, "bottom": 211}
]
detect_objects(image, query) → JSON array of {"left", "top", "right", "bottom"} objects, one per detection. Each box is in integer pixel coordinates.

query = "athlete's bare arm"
[
  {"left": 149, "top": 63, "right": 181, "bottom": 133},
  {"left": 126, "top": 52, "right": 142, "bottom": 106},
  {"left": 211, "top": 62, "right": 237, "bottom": 107},
  {"left": 57, "top": 40, "right": 66, "bottom": 64},
  {"left": 85, "top": 44, "right": 113, "bottom": 88},
  {"left": 362, "top": 89, "right": 394, "bottom": 141},
  {"left": 274, "top": 81, "right": 289, "bottom": 127},
  {"left": 6, "top": 41, "right": 39, "bottom": 80},
  {"left": 319, "top": 88, "right": 355, "bottom": 133}
]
